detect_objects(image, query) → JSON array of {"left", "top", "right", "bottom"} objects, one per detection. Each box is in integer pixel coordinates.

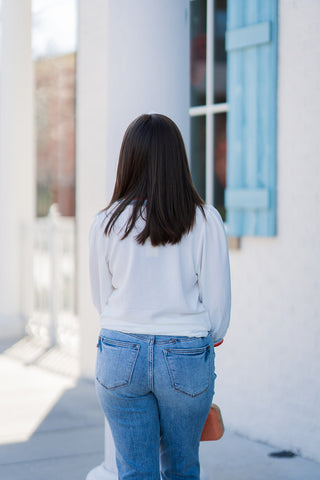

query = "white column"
[
  {"left": 77, "top": 1, "right": 193, "bottom": 478},
  {"left": 76, "top": 0, "right": 110, "bottom": 379},
  {"left": 0, "top": 0, "right": 35, "bottom": 339}
]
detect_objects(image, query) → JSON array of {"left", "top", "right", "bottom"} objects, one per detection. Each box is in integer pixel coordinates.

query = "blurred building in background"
[
  {"left": 35, "top": 53, "right": 76, "bottom": 217},
  {"left": 0, "top": 0, "right": 319, "bottom": 473}
]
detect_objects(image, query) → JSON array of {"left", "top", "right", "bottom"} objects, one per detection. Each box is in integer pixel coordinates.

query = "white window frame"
[{"left": 189, "top": 0, "right": 228, "bottom": 206}]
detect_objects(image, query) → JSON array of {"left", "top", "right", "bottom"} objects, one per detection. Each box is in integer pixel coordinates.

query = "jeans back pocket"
[
  {"left": 164, "top": 345, "right": 211, "bottom": 397},
  {"left": 96, "top": 336, "right": 140, "bottom": 390}
]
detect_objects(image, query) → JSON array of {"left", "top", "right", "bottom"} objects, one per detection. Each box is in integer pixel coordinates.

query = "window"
[
  {"left": 190, "top": 0, "right": 278, "bottom": 236},
  {"left": 190, "top": 0, "right": 228, "bottom": 220}
]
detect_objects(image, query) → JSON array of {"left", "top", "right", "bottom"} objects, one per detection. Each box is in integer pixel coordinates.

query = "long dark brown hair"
[{"left": 103, "top": 113, "right": 205, "bottom": 246}]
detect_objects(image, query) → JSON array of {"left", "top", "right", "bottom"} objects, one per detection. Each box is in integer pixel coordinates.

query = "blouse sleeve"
[
  {"left": 198, "top": 206, "right": 231, "bottom": 344},
  {"left": 89, "top": 214, "right": 113, "bottom": 315}
]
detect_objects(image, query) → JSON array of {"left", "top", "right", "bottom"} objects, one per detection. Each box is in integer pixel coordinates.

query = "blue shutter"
[{"left": 225, "top": 0, "right": 278, "bottom": 236}]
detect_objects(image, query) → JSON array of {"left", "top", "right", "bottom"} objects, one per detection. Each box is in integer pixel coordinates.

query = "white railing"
[{"left": 26, "top": 204, "right": 78, "bottom": 350}]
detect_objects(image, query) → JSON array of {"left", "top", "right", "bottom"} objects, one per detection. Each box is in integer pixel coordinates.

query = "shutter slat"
[
  {"left": 226, "top": 22, "right": 271, "bottom": 51},
  {"left": 225, "top": 189, "right": 269, "bottom": 209}
]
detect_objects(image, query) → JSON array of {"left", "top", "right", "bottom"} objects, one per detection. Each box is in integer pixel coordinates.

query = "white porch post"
[
  {"left": 0, "top": 0, "right": 35, "bottom": 339},
  {"left": 76, "top": 0, "right": 110, "bottom": 379},
  {"left": 76, "top": 1, "right": 195, "bottom": 478}
]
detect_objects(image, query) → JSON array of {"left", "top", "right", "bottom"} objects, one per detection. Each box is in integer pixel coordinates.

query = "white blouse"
[{"left": 89, "top": 203, "right": 231, "bottom": 343}]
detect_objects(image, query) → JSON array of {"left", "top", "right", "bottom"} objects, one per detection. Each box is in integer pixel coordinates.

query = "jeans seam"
[
  {"left": 163, "top": 345, "right": 210, "bottom": 355},
  {"left": 99, "top": 335, "right": 140, "bottom": 349},
  {"left": 149, "top": 339, "right": 154, "bottom": 391}
]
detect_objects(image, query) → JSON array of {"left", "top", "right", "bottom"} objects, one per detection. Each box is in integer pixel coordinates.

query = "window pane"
[
  {"left": 190, "top": 0, "right": 206, "bottom": 107},
  {"left": 214, "top": 0, "right": 227, "bottom": 103},
  {"left": 214, "top": 113, "right": 226, "bottom": 220},
  {"left": 190, "top": 115, "right": 206, "bottom": 200}
]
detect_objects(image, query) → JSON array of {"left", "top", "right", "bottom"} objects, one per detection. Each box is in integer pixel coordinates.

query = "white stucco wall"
[
  {"left": 215, "top": 0, "right": 320, "bottom": 462},
  {"left": 77, "top": 0, "right": 190, "bottom": 378}
]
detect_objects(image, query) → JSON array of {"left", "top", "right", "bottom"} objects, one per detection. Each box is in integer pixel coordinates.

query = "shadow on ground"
[{"left": 0, "top": 337, "right": 105, "bottom": 480}]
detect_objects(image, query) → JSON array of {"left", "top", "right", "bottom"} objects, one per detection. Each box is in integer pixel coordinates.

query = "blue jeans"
[{"left": 95, "top": 329, "right": 216, "bottom": 480}]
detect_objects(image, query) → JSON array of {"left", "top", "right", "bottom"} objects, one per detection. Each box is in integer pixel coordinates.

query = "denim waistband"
[{"left": 99, "top": 328, "right": 209, "bottom": 345}]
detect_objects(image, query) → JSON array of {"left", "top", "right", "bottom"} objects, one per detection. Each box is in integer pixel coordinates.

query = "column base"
[
  {"left": 86, "top": 462, "right": 209, "bottom": 480},
  {"left": 200, "top": 467, "right": 209, "bottom": 480},
  {"left": 86, "top": 463, "right": 117, "bottom": 480}
]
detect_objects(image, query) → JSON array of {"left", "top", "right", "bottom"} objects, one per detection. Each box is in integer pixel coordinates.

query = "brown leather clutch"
[{"left": 200, "top": 403, "right": 224, "bottom": 441}]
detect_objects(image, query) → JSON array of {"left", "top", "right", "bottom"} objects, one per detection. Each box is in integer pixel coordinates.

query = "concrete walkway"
[{"left": 1, "top": 336, "right": 320, "bottom": 480}]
